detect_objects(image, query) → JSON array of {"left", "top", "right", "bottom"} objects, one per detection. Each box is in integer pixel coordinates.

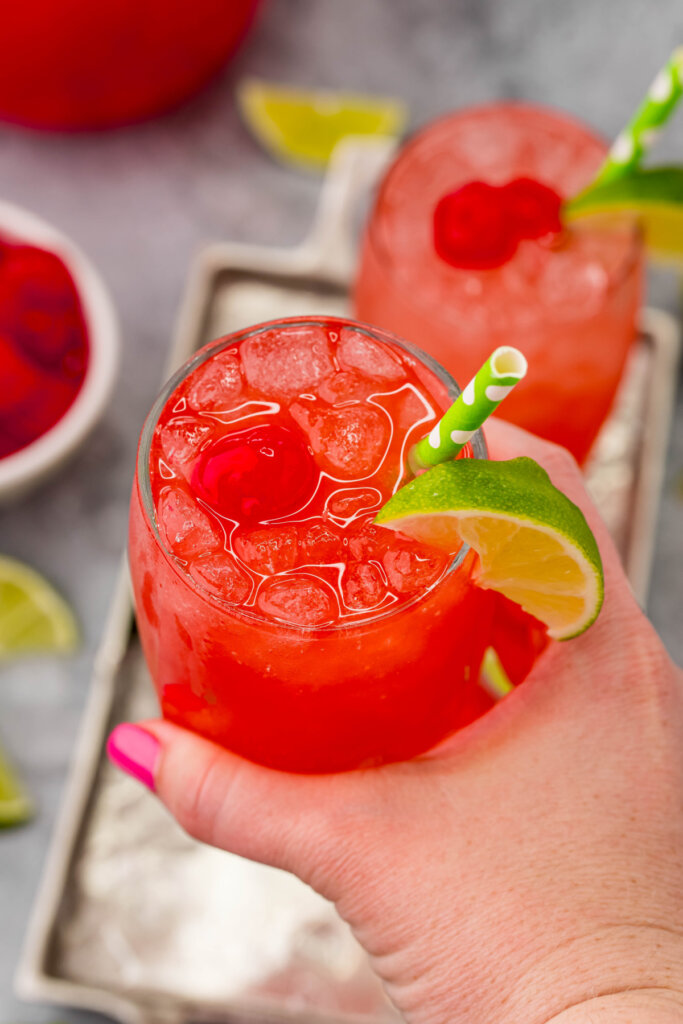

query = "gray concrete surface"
[{"left": 1, "top": 0, "right": 682, "bottom": 1018}]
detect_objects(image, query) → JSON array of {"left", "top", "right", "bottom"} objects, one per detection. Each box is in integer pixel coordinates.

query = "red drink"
[
  {"left": 130, "top": 318, "right": 500, "bottom": 773},
  {"left": 354, "top": 104, "right": 643, "bottom": 463}
]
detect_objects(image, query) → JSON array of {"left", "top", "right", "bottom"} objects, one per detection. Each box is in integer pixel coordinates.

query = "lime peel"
[
  {"left": 565, "top": 167, "right": 683, "bottom": 265},
  {"left": 237, "top": 78, "right": 407, "bottom": 171},
  {"left": 375, "top": 458, "right": 604, "bottom": 641}
]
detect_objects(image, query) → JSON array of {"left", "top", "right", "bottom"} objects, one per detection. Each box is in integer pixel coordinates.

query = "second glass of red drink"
[{"left": 354, "top": 104, "right": 643, "bottom": 463}]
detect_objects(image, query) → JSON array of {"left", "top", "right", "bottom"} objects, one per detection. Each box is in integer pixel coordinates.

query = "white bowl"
[{"left": 0, "top": 200, "right": 119, "bottom": 503}]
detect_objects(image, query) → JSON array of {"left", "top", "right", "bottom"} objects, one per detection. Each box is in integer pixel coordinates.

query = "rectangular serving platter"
[{"left": 16, "top": 140, "right": 681, "bottom": 1024}]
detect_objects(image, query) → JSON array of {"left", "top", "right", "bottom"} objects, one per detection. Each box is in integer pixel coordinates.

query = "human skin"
[{"left": 109, "top": 419, "right": 683, "bottom": 1024}]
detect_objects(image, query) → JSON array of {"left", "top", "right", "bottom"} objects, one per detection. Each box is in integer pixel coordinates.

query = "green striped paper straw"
[
  {"left": 410, "top": 346, "right": 528, "bottom": 472},
  {"left": 592, "top": 48, "right": 683, "bottom": 186}
]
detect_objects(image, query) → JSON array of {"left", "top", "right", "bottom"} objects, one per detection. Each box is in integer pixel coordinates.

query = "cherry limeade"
[
  {"left": 130, "top": 318, "right": 504, "bottom": 773},
  {"left": 354, "top": 104, "right": 643, "bottom": 464}
]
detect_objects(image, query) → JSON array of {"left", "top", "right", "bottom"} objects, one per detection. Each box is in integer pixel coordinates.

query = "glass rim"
[
  {"left": 365, "top": 100, "right": 644, "bottom": 305},
  {"left": 136, "top": 315, "right": 488, "bottom": 634}
]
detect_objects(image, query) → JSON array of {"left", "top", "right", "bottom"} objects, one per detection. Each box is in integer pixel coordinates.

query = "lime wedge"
[
  {"left": 375, "top": 458, "right": 604, "bottom": 641},
  {"left": 0, "top": 555, "right": 79, "bottom": 659},
  {"left": 0, "top": 744, "right": 34, "bottom": 827},
  {"left": 237, "top": 78, "right": 407, "bottom": 170},
  {"left": 565, "top": 167, "right": 683, "bottom": 264},
  {"left": 479, "top": 647, "right": 515, "bottom": 699}
]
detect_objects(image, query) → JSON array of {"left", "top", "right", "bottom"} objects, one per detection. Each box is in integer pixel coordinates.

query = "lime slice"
[
  {"left": 237, "top": 78, "right": 407, "bottom": 170},
  {"left": 0, "top": 555, "right": 79, "bottom": 658},
  {"left": 375, "top": 458, "right": 604, "bottom": 641},
  {"left": 0, "top": 744, "right": 34, "bottom": 827},
  {"left": 565, "top": 167, "right": 683, "bottom": 264},
  {"left": 479, "top": 647, "right": 515, "bottom": 699}
]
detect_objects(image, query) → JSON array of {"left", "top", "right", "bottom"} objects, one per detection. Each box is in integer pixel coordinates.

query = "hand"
[{"left": 108, "top": 419, "right": 683, "bottom": 1024}]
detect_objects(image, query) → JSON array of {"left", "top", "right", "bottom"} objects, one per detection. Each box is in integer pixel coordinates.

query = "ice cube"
[
  {"left": 241, "top": 325, "right": 334, "bottom": 399},
  {"left": 347, "top": 521, "right": 393, "bottom": 562},
  {"left": 157, "top": 487, "right": 223, "bottom": 560},
  {"left": 290, "top": 403, "right": 388, "bottom": 479},
  {"left": 318, "top": 371, "right": 376, "bottom": 405},
  {"left": 298, "top": 521, "right": 345, "bottom": 565},
  {"left": 158, "top": 416, "right": 212, "bottom": 468},
  {"left": 188, "top": 552, "right": 252, "bottom": 604},
  {"left": 337, "top": 328, "right": 406, "bottom": 382},
  {"left": 342, "top": 562, "right": 386, "bottom": 611},
  {"left": 233, "top": 525, "right": 298, "bottom": 576},
  {"left": 327, "top": 488, "right": 381, "bottom": 521},
  {"left": 391, "top": 384, "right": 435, "bottom": 433},
  {"left": 187, "top": 351, "right": 243, "bottom": 411},
  {"left": 383, "top": 544, "right": 448, "bottom": 594},
  {"left": 538, "top": 248, "right": 608, "bottom": 319},
  {"left": 257, "top": 576, "right": 337, "bottom": 626}
]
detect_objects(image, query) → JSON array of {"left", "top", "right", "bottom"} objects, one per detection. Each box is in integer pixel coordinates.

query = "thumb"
[{"left": 106, "top": 719, "right": 361, "bottom": 888}]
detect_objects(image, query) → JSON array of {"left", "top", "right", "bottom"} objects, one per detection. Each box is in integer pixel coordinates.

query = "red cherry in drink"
[
  {"left": 501, "top": 177, "right": 563, "bottom": 239},
  {"left": 433, "top": 181, "right": 518, "bottom": 270},
  {"left": 191, "top": 423, "right": 319, "bottom": 523}
]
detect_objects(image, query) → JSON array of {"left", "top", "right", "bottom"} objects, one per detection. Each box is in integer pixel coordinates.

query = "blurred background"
[{"left": 1, "top": 0, "right": 682, "bottom": 1020}]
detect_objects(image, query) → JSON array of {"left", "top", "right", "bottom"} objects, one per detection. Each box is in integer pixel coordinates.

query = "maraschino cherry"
[
  {"left": 433, "top": 177, "right": 562, "bottom": 270},
  {"left": 191, "top": 423, "right": 318, "bottom": 523},
  {"left": 502, "top": 177, "right": 563, "bottom": 239},
  {"left": 433, "top": 181, "right": 517, "bottom": 270}
]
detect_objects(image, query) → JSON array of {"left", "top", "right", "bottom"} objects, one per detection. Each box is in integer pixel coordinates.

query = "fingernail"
[{"left": 106, "top": 724, "right": 160, "bottom": 792}]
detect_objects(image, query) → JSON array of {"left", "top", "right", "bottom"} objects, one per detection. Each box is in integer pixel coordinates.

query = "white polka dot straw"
[
  {"left": 410, "top": 347, "right": 528, "bottom": 471},
  {"left": 593, "top": 48, "right": 683, "bottom": 186}
]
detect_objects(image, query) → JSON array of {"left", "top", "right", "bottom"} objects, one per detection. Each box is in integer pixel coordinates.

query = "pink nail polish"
[{"left": 106, "top": 724, "right": 160, "bottom": 792}]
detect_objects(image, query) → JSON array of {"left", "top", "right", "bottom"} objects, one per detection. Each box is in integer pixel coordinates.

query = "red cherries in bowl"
[{"left": 0, "top": 242, "right": 89, "bottom": 459}]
